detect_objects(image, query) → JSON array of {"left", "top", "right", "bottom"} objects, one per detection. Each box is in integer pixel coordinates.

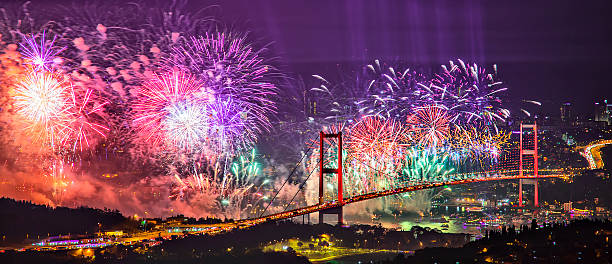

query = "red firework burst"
[
  {"left": 347, "top": 116, "right": 408, "bottom": 164},
  {"left": 407, "top": 105, "right": 452, "bottom": 147}
]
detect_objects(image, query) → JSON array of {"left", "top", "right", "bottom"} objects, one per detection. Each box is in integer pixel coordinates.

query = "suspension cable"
[
  {"left": 283, "top": 157, "right": 320, "bottom": 212},
  {"left": 259, "top": 136, "right": 318, "bottom": 218}
]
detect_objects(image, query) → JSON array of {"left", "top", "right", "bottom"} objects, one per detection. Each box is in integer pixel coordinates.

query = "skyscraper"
[
  {"left": 594, "top": 100, "right": 610, "bottom": 125},
  {"left": 560, "top": 102, "right": 572, "bottom": 123}
]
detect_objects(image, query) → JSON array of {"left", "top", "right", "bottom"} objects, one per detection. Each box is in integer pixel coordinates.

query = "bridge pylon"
[
  {"left": 518, "top": 122, "right": 539, "bottom": 207},
  {"left": 318, "top": 131, "right": 343, "bottom": 225}
]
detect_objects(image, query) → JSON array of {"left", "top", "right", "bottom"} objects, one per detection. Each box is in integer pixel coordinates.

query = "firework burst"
[
  {"left": 132, "top": 70, "right": 211, "bottom": 151},
  {"left": 407, "top": 105, "right": 452, "bottom": 148},
  {"left": 169, "top": 32, "right": 277, "bottom": 136},
  {"left": 162, "top": 100, "right": 210, "bottom": 151},
  {"left": 347, "top": 116, "right": 408, "bottom": 165},
  {"left": 425, "top": 59, "right": 509, "bottom": 124},
  {"left": 19, "top": 31, "right": 64, "bottom": 72},
  {"left": 13, "top": 72, "right": 72, "bottom": 146}
]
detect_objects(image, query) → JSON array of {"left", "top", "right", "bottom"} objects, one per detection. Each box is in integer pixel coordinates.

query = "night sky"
[
  {"left": 28, "top": 0, "right": 612, "bottom": 115},
  {"left": 209, "top": 0, "right": 612, "bottom": 115}
]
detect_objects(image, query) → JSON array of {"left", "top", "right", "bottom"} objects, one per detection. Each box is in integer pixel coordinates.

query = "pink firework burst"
[
  {"left": 407, "top": 105, "right": 452, "bottom": 148},
  {"left": 60, "top": 88, "right": 109, "bottom": 152},
  {"left": 132, "top": 70, "right": 210, "bottom": 149}
]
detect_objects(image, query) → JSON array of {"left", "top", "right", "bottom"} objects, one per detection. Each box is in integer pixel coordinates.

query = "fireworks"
[
  {"left": 0, "top": 0, "right": 533, "bottom": 221},
  {"left": 131, "top": 32, "right": 278, "bottom": 158},
  {"left": 14, "top": 72, "right": 70, "bottom": 127},
  {"left": 13, "top": 72, "right": 71, "bottom": 146},
  {"left": 407, "top": 105, "right": 452, "bottom": 148},
  {"left": 450, "top": 125, "right": 510, "bottom": 161},
  {"left": 0, "top": 2, "right": 286, "bottom": 219},
  {"left": 356, "top": 60, "right": 429, "bottom": 119},
  {"left": 427, "top": 59, "right": 510, "bottom": 124},
  {"left": 310, "top": 60, "right": 429, "bottom": 122},
  {"left": 169, "top": 32, "right": 277, "bottom": 136},
  {"left": 19, "top": 31, "right": 64, "bottom": 72},
  {"left": 13, "top": 67, "right": 108, "bottom": 152},
  {"left": 303, "top": 58, "right": 525, "bottom": 201},
  {"left": 170, "top": 149, "right": 270, "bottom": 218},
  {"left": 206, "top": 97, "right": 251, "bottom": 154},
  {"left": 132, "top": 69, "right": 264, "bottom": 159},
  {"left": 132, "top": 70, "right": 209, "bottom": 151},
  {"left": 348, "top": 116, "right": 408, "bottom": 166},
  {"left": 162, "top": 100, "right": 210, "bottom": 150},
  {"left": 62, "top": 88, "right": 109, "bottom": 152},
  {"left": 401, "top": 148, "right": 454, "bottom": 183}
]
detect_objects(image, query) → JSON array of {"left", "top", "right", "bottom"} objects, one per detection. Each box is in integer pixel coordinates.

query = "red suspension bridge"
[
  {"left": 238, "top": 122, "right": 572, "bottom": 227},
  {"left": 26, "top": 122, "right": 580, "bottom": 251},
  {"left": 239, "top": 171, "right": 567, "bottom": 228}
]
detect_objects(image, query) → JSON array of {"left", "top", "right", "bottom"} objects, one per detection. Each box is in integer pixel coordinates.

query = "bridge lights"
[
  {"left": 318, "top": 131, "right": 344, "bottom": 224},
  {"left": 519, "top": 122, "right": 539, "bottom": 207}
]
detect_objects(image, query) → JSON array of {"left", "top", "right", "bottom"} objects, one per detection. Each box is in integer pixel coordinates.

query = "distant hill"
[{"left": 0, "top": 197, "right": 126, "bottom": 245}]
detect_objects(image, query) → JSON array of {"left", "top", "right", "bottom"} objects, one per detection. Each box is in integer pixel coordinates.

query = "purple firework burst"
[
  {"left": 425, "top": 59, "right": 509, "bottom": 124},
  {"left": 168, "top": 32, "right": 277, "bottom": 136},
  {"left": 19, "top": 31, "right": 65, "bottom": 72}
]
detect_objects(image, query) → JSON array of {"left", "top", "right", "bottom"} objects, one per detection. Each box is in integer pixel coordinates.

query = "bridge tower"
[
  {"left": 518, "top": 122, "right": 539, "bottom": 207},
  {"left": 318, "top": 131, "right": 344, "bottom": 225}
]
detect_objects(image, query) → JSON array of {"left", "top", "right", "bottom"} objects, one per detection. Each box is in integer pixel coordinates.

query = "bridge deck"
[{"left": 238, "top": 173, "right": 566, "bottom": 227}]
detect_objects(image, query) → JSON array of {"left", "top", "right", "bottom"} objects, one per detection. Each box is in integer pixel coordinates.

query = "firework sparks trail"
[
  {"left": 61, "top": 88, "right": 109, "bottom": 152},
  {"left": 356, "top": 60, "right": 430, "bottom": 119},
  {"left": 426, "top": 59, "right": 510, "bottom": 125},
  {"left": 206, "top": 97, "right": 251, "bottom": 155},
  {"left": 170, "top": 149, "right": 272, "bottom": 218},
  {"left": 309, "top": 60, "right": 430, "bottom": 122},
  {"left": 450, "top": 125, "right": 510, "bottom": 162},
  {"left": 402, "top": 147, "right": 455, "bottom": 183}
]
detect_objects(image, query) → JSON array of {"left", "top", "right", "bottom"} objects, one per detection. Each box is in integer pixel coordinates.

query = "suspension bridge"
[
  {"left": 238, "top": 122, "right": 573, "bottom": 227},
  {"left": 238, "top": 170, "right": 567, "bottom": 228},
  {"left": 27, "top": 122, "right": 583, "bottom": 251}
]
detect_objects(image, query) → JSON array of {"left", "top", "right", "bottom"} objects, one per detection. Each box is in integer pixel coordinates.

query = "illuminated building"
[{"left": 560, "top": 102, "right": 572, "bottom": 123}]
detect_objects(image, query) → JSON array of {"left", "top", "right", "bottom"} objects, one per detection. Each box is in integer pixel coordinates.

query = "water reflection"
[{"left": 346, "top": 205, "right": 486, "bottom": 237}]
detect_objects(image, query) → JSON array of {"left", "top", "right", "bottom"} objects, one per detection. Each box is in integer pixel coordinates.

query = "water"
[{"left": 346, "top": 206, "right": 485, "bottom": 237}]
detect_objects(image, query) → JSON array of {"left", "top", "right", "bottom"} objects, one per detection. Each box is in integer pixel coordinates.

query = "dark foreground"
[{"left": 1, "top": 219, "right": 611, "bottom": 263}]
